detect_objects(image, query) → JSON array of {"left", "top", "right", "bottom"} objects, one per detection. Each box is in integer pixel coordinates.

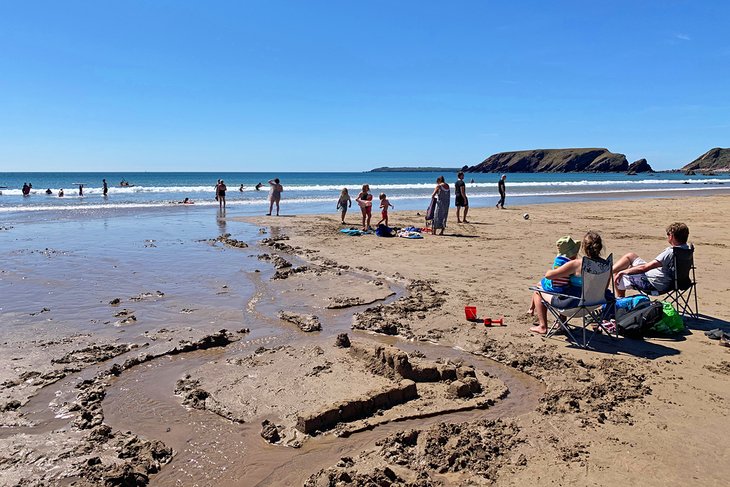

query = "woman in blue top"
[{"left": 529, "top": 231, "right": 604, "bottom": 335}]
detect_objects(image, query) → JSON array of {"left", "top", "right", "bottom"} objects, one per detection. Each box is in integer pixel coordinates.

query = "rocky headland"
[
  {"left": 465, "top": 148, "right": 628, "bottom": 173},
  {"left": 682, "top": 147, "right": 730, "bottom": 172},
  {"left": 627, "top": 158, "right": 654, "bottom": 174}
]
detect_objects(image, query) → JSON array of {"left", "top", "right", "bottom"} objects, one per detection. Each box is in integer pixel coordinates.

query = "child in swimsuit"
[
  {"left": 336, "top": 188, "right": 352, "bottom": 224},
  {"left": 355, "top": 184, "right": 373, "bottom": 231},
  {"left": 376, "top": 193, "right": 394, "bottom": 227},
  {"left": 528, "top": 236, "right": 580, "bottom": 314}
]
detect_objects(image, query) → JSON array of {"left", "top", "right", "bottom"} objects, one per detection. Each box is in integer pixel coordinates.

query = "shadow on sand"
[{"left": 551, "top": 312, "right": 730, "bottom": 359}]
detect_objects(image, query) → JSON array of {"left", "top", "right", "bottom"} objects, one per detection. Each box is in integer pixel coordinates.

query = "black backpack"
[{"left": 616, "top": 300, "right": 664, "bottom": 338}]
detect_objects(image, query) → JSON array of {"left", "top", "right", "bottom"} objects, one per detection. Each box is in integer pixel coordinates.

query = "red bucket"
[{"left": 464, "top": 306, "right": 477, "bottom": 321}]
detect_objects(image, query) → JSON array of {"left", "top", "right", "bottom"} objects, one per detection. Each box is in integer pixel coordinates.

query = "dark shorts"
[
  {"left": 551, "top": 295, "right": 581, "bottom": 309},
  {"left": 455, "top": 195, "right": 468, "bottom": 207}
]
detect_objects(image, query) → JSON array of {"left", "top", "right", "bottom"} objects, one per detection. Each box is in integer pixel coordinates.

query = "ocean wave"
[
  {"left": 2, "top": 185, "right": 729, "bottom": 213},
  {"left": 1, "top": 178, "right": 728, "bottom": 196}
]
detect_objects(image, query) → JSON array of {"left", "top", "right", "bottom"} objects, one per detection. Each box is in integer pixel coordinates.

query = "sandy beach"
[{"left": 1, "top": 194, "right": 729, "bottom": 486}]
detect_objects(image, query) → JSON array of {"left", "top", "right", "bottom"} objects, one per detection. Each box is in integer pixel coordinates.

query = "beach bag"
[
  {"left": 616, "top": 300, "right": 664, "bottom": 338},
  {"left": 651, "top": 301, "right": 684, "bottom": 334}
]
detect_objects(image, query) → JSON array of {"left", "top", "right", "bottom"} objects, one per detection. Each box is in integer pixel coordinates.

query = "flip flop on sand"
[{"left": 704, "top": 329, "right": 730, "bottom": 340}]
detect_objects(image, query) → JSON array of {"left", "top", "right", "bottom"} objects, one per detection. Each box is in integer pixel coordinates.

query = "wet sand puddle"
[
  {"left": 1, "top": 220, "right": 543, "bottom": 486},
  {"left": 101, "top": 266, "right": 544, "bottom": 486}
]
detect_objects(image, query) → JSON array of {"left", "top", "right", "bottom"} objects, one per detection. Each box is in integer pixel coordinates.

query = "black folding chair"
[{"left": 641, "top": 245, "right": 698, "bottom": 319}]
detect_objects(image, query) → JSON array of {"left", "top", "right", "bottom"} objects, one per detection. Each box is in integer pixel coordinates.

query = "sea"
[{"left": 1, "top": 171, "right": 729, "bottom": 222}]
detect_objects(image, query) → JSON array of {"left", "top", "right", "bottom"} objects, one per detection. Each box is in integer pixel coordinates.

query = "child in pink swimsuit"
[{"left": 377, "top": 193, "right": 394, "bottom": 227}]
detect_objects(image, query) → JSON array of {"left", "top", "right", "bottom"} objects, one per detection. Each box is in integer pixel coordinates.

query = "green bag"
[{"left": 651, "top": 301, "right": 684, "bottom": 334}]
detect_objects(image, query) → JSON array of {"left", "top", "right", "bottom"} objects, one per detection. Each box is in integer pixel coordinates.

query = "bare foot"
[
  {"left": 529, "top": 325, "right": 548, "bottom": 335},
  {"left": 526, "top": 306, "right": 535, "bottom": 316}
]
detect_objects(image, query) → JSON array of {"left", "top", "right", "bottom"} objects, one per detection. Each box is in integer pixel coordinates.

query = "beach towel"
[
  {"left": 375, "top": 224, "right": 395, "bottom": 237},
  {"left": 425, "top": 198, "right": 435, "bottom": 222},
  {"left": 398, "top": 230, "right": 423, "bottom": 239},
  {"left": 340, "top": 228, "right": 364, "bottom": 236},
  {"left": 615, "top": 295, "right": 650, "bottom": 312}
]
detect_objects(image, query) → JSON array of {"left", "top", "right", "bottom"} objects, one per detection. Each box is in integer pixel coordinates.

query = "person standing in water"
[
  {"left": 78, "top": 184, "right": 83, "bottom": 196},
  {"left": 267, "top": 178, "right": 283, "bottom": 216},
  {"left": 217, "top": 180, "right": 227, "bottom": 209},
  {"left": 102, "top": 179, "right": 108, "bottom": 196},
  {"left": 496, "top": 174, "right": 507, "bottom": 209}
]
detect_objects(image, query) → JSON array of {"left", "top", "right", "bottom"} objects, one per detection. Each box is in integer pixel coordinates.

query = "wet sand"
[
  {"left": 236, "top": 194, "right": 730, "bottom": 486},
  {"left": 1, "top": 195, "right": 729, "bottom": 486}
]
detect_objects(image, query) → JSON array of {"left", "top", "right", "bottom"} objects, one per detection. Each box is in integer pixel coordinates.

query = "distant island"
[
  {"left": 368, "top": 166, "right": 464, "bottom": 173},
  {"left": 371, "top": 147, "right": 730, "bottom": 174}
]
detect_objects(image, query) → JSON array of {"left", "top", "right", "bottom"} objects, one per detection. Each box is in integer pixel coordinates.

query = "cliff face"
[
  {"left": 627, "top": 159, "right": 654, "bottom": 173},
  {"left": 465, "top": 148, "right": 628, "bottom": 173},
  {"left": 681, "top": 148, "right": 730, "bottom": 171}
]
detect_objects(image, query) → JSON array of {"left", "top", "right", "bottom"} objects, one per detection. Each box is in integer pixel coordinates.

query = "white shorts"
[{"left": 616, "top": 258, "right": 655, "bottom": 291}]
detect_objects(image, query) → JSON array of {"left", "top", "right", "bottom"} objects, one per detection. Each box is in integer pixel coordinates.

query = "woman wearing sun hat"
[{"left": 528, "top": 231, "right": 606, "bottom": 334}]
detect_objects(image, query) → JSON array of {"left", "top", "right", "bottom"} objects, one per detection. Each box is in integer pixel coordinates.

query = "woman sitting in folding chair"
[{"left": 529, "top": 231, "right": 604, "bottom": 335}]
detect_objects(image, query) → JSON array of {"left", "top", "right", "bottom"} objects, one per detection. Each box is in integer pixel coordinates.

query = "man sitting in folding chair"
[
  {"left": 612, "top": 222, "right": 696, "bottom": 317},
  {"left": 529, "top": 231, "right": 614, "bottom": 347}
]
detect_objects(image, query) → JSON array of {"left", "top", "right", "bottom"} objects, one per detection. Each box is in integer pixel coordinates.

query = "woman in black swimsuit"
[{"left": 217, "top": 180, "right": 227, "bottom": 209}]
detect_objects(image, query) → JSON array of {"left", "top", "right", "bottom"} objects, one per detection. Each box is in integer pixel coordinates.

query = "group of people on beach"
[
  {"left": 337, "top": 185, "right": 394, "bottom": 230},
  {"left": 339, "top": 172, "right": 508, "bottom": 233},
  {"left": 19, "top": 180, "right": 110, "bottom": 198},
  {"left": 213, "top": 178, "right": 283, "bottom": 214},
  {"left": 528, "top": 222, "right": 691, "bottom": 334}
]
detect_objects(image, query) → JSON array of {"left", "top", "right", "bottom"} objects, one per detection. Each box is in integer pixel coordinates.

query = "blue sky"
[{"left": 1, "top": 0, "right": 728, "bottom": 171}]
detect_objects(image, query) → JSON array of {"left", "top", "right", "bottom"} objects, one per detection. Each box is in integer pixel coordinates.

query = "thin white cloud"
[{"left": 675, "top": 33, "right": 691, "bottom": 41}]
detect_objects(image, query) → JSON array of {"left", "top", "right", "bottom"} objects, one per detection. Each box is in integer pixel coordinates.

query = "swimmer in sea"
[
  {"left": 58, "top": 189, "right": 64, "bottom": 197},
  {"left": 45, "top": 188, "right": 52, "bottom": 195},
  {"left": 239, "top": 184, "right": 244, "bottom": 192}
]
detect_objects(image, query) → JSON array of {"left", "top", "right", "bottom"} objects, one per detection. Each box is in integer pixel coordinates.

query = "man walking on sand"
[
  {"left": 496, "top": 174, "right": 506, "bottom": 209},
  {"left": 455, "top": 172, "right": 469, "bottom": 223}
]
